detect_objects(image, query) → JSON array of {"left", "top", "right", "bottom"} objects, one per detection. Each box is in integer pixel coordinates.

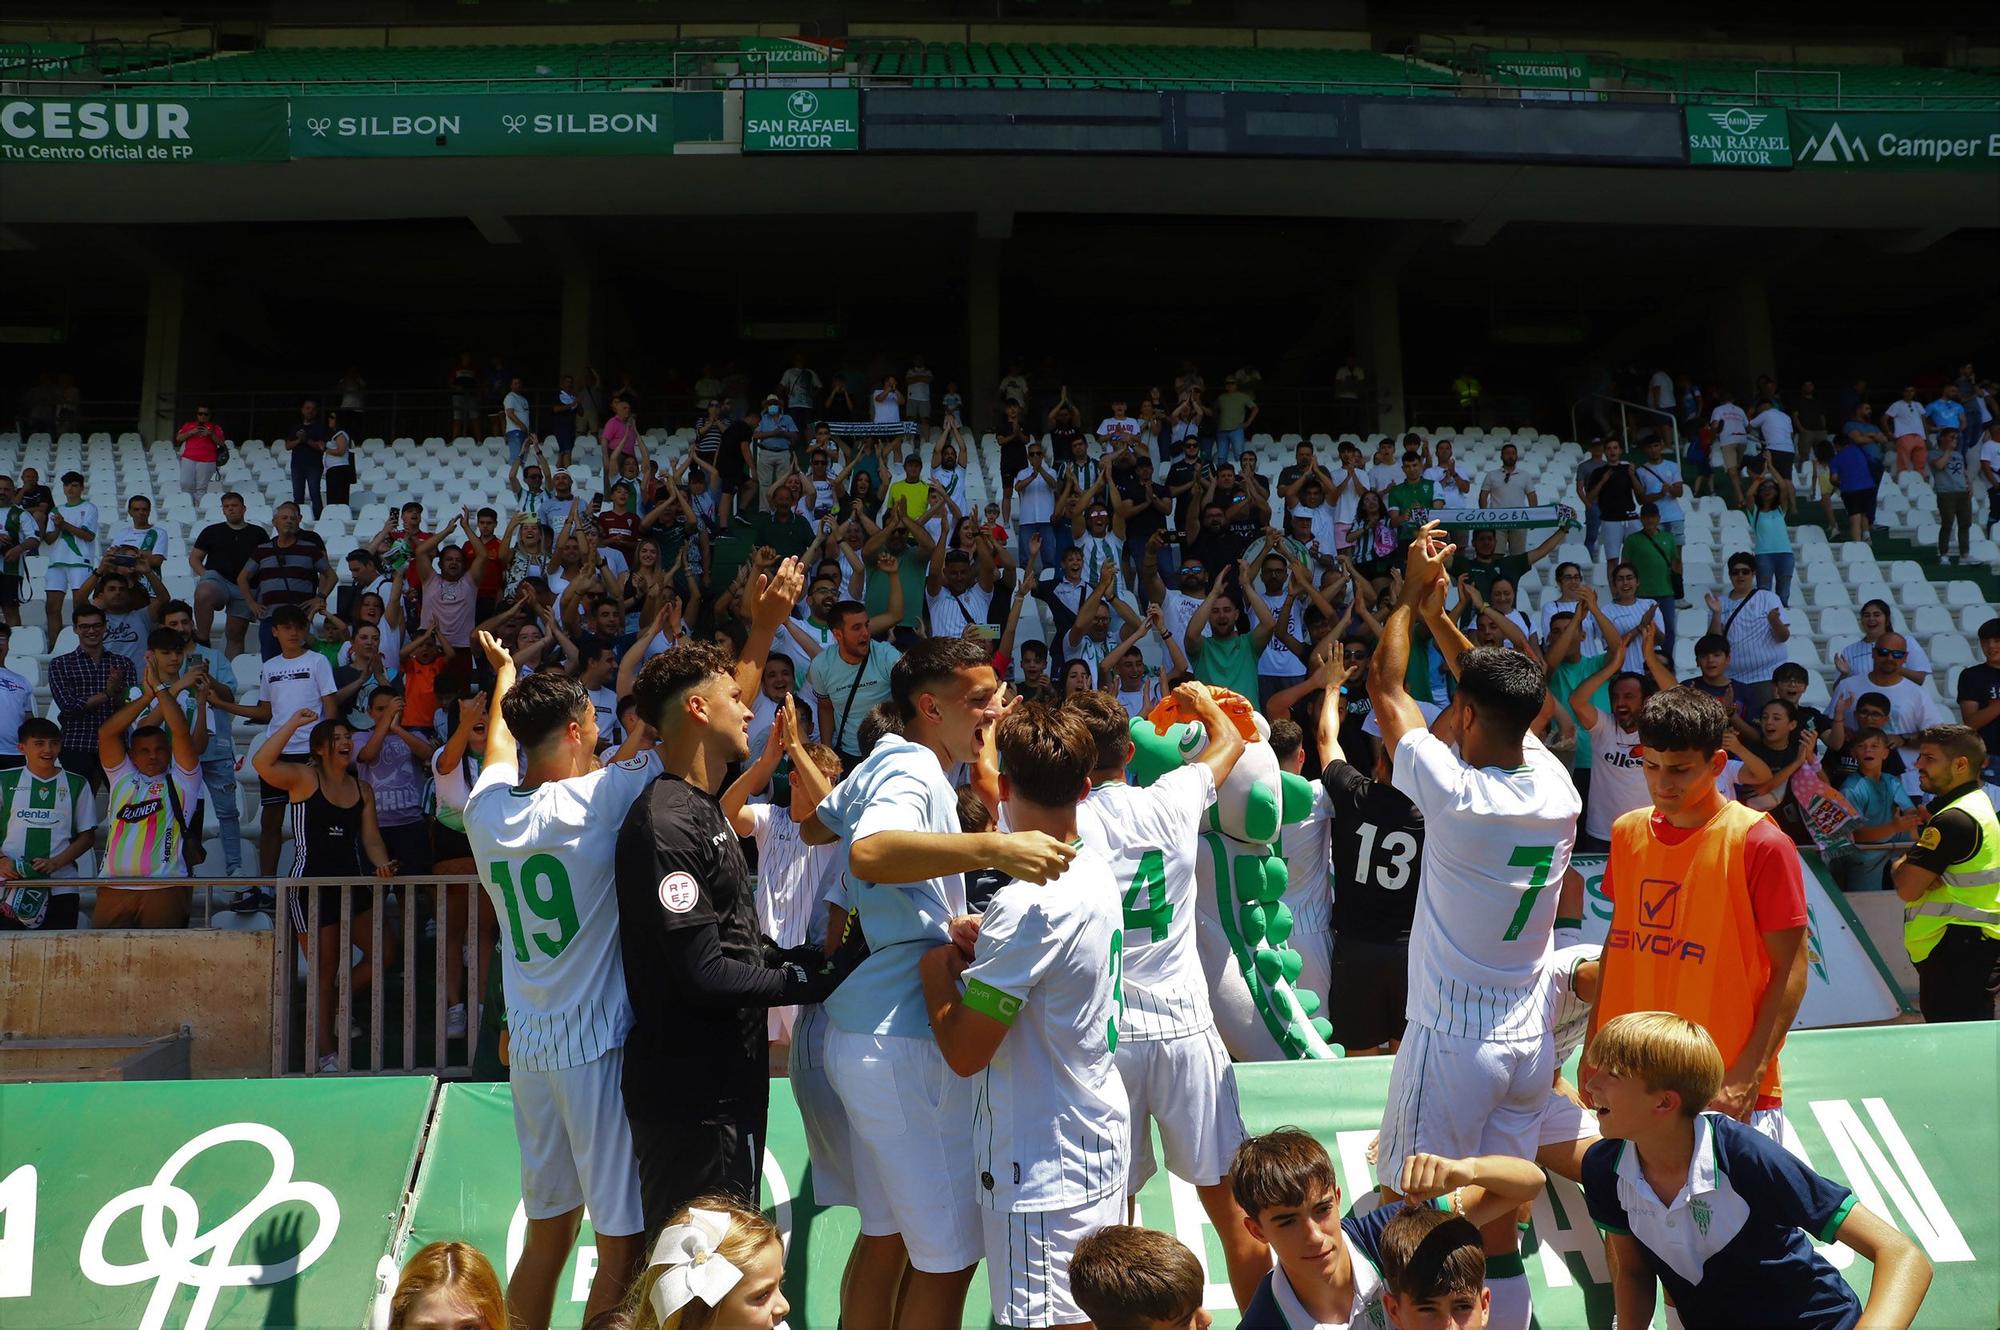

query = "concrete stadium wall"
[{"left": 0, "top": 928, "right": 272, "bottom": 1079}]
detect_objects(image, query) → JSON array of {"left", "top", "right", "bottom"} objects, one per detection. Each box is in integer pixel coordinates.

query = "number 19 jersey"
[
  {"left": 1390, "top": 729, "right": 1580, "bottom": 1040},
  {"left": 463, "top": 751, "right": 662, "bottom": 1071},
  {"left": 1076, "top": 763, "right": 1217, "bottom": 1040}
]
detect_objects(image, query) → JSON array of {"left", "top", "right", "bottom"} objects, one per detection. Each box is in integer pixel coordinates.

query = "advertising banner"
[
  {"left": 400, "top": 1023, "right": 1993, "bottom": 1328},
  {"left": 743, "top": 88, "right": 859, "bottom": 152},
  {"left": 290, "top": 92, "right": 721, "bottom": 157},
  {"left": 1685, "top": 105, "right": 1794, "bottom": 166},
  {"left": 1793, "top": 110, "right": 2000, "bottom": 171},
  {"left": 0, "top": 1076, "right": 434, "bottom": 1328},
  {"left": 1569, "top": 853, "right": 1906, "bottom": 1028},
  {"left": 0, "top": 96, "right": 288, "bottom": 164}
]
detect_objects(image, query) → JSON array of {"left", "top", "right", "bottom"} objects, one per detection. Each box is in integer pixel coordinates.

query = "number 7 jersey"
[
  {"left": 1389, "top": 728, "right": 1580, "bottom": 1040},
  {"left": 462, "top": 751, "right": 663, "bottom": 1071},
  {"left": 1076, "top": 763, "right": 1218, "bottom": 1041}
]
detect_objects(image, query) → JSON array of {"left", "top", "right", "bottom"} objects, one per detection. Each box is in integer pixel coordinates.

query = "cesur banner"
[
  {"left": 1570, "top": 853, "right": 1907, "bottom": 1029},
  {"left": 399, "top": 1023, "right": 1993, "bottom": 1328},
  {"left": 0, "top": 97, "right": 288, "bottom": 164}
]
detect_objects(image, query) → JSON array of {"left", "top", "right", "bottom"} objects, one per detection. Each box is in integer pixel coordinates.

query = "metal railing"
[
  {"left": 1, "top": 874, "right": 484, "bottom": 1080},
  {"left": 3, "top": 66, "right": 1976, "bottom": 108},
  {"left": 270, "top": 876, "right": 484, "bottom": 1079},
  {"left": 1569, "top": 393, "right": 1683, "bottom": 464}
]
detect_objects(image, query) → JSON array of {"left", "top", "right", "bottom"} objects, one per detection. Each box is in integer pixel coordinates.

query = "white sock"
[{"left": 1486, "top": 1271, "right": 1531, "bottom": 1330}]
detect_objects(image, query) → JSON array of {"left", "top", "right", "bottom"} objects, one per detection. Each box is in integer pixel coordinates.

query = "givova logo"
[{"left": 1801, "top": 121, "right": 1870, "bottom": 163}]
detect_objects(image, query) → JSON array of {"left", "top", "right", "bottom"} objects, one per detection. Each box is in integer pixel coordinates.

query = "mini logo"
[
  {"left": 1707, "top": 108, "right": 1768, "bottom": 135},
  {"left": 1689, "top": 1196, "right": 1713, "bottom": 1236},
  {"left": 658, "top": 870, "right": 700, "bottom": 914},
  {"left": 787, "top": 90, "right": 820, "bottom": 118},
  {"left": 502, "top": 114, "right": 526, "bottom": 134},
  {"left": 305, "top": 116, "right": 331, "bottom": 137}
]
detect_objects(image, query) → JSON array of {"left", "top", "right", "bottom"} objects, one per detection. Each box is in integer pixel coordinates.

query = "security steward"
[{"left": 1891, "top": 724, "right": 2000, "bottom": 1023}]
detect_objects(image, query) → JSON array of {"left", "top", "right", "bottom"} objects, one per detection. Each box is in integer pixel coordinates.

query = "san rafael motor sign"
[
  {"left": 744, "top": 87, "right": 859, "bottom": 152},
  {"left": 1686, "top": 105, "right": 1794, "bottom": 166}
]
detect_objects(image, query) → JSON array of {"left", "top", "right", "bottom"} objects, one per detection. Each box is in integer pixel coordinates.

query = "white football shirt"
[
  {"left": 1584, "top": 711, "right": 1649, "bottom": 842},
  {"left": 1279, "top": 778, "right": 1335, "bottom": 935},
  {"left": 1390, "top": 729, "right": 1581, "bottom": 1039},
  {"left": 748, "top": 801, "right": 843, "bottom": 949},
  {"left": 462, "top": 751, "right": 661, "bottom": 1071},
  {"left": 962, "top": 849, "right": 1130, "bottom": 1212},
  {"left": 1076, "top": 764, "right": 1217, "bottom": 1040}
]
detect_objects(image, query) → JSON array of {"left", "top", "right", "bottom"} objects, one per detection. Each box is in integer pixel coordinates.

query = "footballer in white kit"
[
  {"left": 921, "top": 704, "right": 1129, "bottom": 1330},
  {"left": 1367, "top": 528, "right": 1583, "bottom": 1186},
  {"left": 458, "top": 638, "right": 660, "bottom": 1325},
  {"left": 1067, "top": 684, "right": 1274, "bottom": 1308},
  {"left": 465, "top": 751, "right": 660, "bottom": 1240},
  {"left": 1378, "top": 724, "right": 1580, "bottom": 1178}
]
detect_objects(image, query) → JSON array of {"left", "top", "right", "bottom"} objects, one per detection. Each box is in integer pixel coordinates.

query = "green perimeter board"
[
  {"left": 0, "top": 1075, "right": 435, "bottom": 1328},
  {"left": 0, "top": 95, "right": 287, "bottom": 164},
  {"left": 1792, "top": 110, "right": 2000, "bottom": 170},
  {"left": 291, "top": 92, "right": 723, "bottom": 157},
  {"left": 402, "top": 1023, "right": 1997, "bottom": 1328},
  {"left": 743, "top": 88, "right": 859, "bottom": 152}
]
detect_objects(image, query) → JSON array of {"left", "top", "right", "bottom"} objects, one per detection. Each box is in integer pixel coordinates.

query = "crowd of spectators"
[{"left": 0, "top": 354, "right": 1993, "bottom": 927}]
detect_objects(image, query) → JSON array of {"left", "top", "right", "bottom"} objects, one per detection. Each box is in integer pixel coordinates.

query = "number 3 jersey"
[
  {"left": 1389, "top": 728, "right": 1580, "bottom": 1040},
  {"left": 1075, "top": 763, "right": 1217, "bottom": 1041},
  {"left": 462, "top": 751, "right": 662, "bottom": 1071}
]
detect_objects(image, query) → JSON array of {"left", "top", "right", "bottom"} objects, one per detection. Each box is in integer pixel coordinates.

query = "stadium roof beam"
[
  {"left": 1452, "top": 214, "right": 1508, "bottom": 247},
  {"left": 469, "top": 212, "right": 521, "bottom": 245},
  {"left": 1878, "top": 225, "right": 1957, "bottom": 255}
]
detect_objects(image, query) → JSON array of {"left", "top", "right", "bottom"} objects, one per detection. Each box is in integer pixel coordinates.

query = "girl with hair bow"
[{"left": 623, "top": 1197, "right": 788, "bottom": 1330}]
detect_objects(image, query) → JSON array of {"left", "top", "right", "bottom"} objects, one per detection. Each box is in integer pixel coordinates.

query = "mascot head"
[{"left": 1130, "top": 691, "right": 1315, "bottom": 846}]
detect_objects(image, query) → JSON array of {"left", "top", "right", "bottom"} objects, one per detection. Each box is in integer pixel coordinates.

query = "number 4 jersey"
[
  {"left": 1389, "top": 728, "right": 1581, "bottom": 1040},
  {"left": 1076, "top": 763, "right": 1217, "bottom": 1041},
  {"left": 462, "top": 751, "right": 662, "bottom": 1071}
]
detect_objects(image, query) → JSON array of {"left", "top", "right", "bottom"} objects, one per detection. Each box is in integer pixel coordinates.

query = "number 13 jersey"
[
  {"left": 1076, "top": 763, "right": 1216, "bottom": 1041},
  {"left": 1389, "top": 729, "right": 1580, "bottom": 1040},
  {"left": 1322, "top": 758, "right": 1424, "bottom": 944},
  {"left": 463, "top": 751, "right": 662, "bottom": 1070}
]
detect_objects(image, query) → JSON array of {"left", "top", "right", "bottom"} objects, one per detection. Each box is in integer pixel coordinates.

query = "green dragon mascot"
[{"left": 1129, "top": 693, "right": 1338, "bottom": 1060}]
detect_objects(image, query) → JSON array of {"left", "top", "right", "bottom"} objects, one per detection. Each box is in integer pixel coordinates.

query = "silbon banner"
[
  {"left": 400, "top": 1024, "right": 1993, "bottom": 1328},
  {"left": 1793, "top": 110, "right": 2000, "bottom": 171},
  {"left": 290, "top": 92, "right": 722, "bottom": 157},
  {"left": 0, "top": 96, "right": 288, "bottom": 163}
]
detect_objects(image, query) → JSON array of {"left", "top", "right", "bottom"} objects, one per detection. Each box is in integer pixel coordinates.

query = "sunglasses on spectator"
[{"left": 1874, "top": 647, "right": 1908, "bottom": 659}]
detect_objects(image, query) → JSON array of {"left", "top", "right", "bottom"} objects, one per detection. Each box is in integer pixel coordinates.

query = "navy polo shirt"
[{"left": 1583, "top": 1113, "right": 1862, "bottom": 1330}]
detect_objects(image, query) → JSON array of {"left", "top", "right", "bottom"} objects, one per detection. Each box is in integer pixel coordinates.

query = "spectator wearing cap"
[
  {"left": 1830, "top": 634, "right": 1948, "bottom": 795},
  {"left": 1708, "top": 553, "right": 1791, "bottom": 713},
  {"left": 751, "top": 393, "right": 800, "bottom": 512},
  {"left": 1215, "top": 376, "right": 1259, "bottom": 457},
  {"left": 175, "top": 404, "right": 225, "bottom": 501},
  {"left": 1928, "top": 428, "right": 1972, "bottom": 565}
]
